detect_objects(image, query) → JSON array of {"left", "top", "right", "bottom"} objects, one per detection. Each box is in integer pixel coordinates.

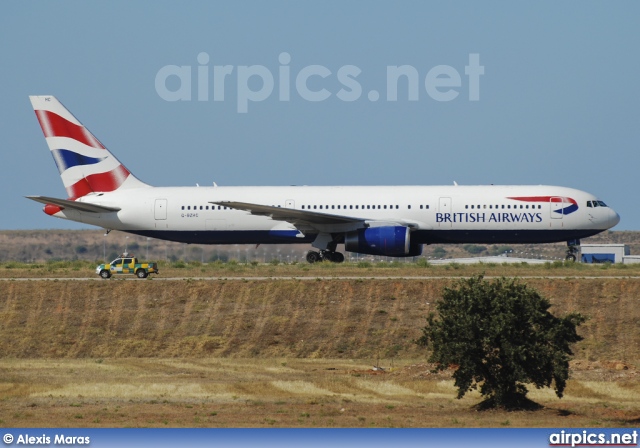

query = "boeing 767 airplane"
[{"left": 27, "top": 96, "right": 620, "bottom": 262}]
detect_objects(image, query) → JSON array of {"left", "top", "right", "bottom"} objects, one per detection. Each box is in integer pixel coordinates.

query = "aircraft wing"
[
  {"left": 26, "top": 196, "right": 121, "bottom": 213},
  {"left": 211, "top": 201, "right": 367, "bottom": 226}
]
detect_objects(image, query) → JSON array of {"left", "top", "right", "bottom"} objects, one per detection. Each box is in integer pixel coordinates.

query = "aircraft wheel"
[
  {"left": 100, "top": 270, "right": 111, "bottom": 279},
  {"left": 306, "top": 251, "right": 321, "bottom": 264},
  {"left": 332, "top": 252, "right": 345, "bottom": 263},
  {"left": 136, "top": 269, "right": 148, "bottom": 278},
  {"left": 565, "top": 254, "right": 576, "bottom": 262}
]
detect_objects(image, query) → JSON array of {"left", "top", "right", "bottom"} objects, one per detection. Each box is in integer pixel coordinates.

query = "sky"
[{"left": 1, "top": 1, "right": 638, "bottom": 230}]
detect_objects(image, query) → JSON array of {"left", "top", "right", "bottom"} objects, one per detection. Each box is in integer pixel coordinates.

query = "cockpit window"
[
  {"left": 598, "top": 201, "right": 607, "bottom": 207},
  {"left": 587, "top": 201, "right": 592, "bottom": 207}
]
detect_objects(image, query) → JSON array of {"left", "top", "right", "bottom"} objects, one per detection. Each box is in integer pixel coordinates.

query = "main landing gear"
[
  {"left": 306, "top": 250, "right": 345, "bottom": 264},
  {"left": 565, "top": 239, "right": 580, "bottom": 262},
  {"left": 307, "top": 233, "right": 345, "bottom": 263}
]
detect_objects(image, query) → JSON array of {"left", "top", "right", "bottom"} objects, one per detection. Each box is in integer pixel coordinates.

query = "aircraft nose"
[{"left": 608, "top": 209, "right": 621, "bottom": 228}]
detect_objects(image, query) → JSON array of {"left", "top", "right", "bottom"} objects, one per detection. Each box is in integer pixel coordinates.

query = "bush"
[
  {"left": 463, "top": 244, "right": 487, "bottom": 254},
  {"left": 432, "top": 247, "right": 447, "bottom": 258}
]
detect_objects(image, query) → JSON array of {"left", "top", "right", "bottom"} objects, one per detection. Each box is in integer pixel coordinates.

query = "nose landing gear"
[{"left": 565, "top": 239, "right": 580, "bottom": 262}]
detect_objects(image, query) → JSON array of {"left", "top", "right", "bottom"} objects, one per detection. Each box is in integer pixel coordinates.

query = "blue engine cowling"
[{"left": 344, "top": 226, "right": 422, "bottom": 257}]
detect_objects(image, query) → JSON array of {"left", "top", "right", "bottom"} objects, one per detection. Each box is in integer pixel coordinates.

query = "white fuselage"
[{"left": 50, "top": 184, "right": 620, "bottom": 247}]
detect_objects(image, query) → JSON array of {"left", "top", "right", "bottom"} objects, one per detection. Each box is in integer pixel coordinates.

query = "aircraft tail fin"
[{"left": 29, "top": 96, "right": 149, "bottom": 199}]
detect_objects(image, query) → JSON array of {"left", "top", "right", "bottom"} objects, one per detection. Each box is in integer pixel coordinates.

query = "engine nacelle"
[{"left": 345, "top": 226, "right": 421, "bottom": 257}]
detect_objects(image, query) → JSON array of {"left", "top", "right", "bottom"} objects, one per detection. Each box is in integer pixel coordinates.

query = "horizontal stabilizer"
[{"left": 26, "top": 196, "right": 121, "bottom": 213}]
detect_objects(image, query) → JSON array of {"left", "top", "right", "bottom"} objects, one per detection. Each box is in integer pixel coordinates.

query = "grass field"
[
  {"left": 0, "top": 262, "right": 638, "bottom": 427},
  {"left": 1, "top": 358, "right": 638, "bottom": 428}
]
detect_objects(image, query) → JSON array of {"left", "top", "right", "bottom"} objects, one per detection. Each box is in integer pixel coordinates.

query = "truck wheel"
[
  {"left": 136, "top": 269, "right": 148, "bottom": 279},
  {"left": 100, "top": 270, "right": 111, "bottom": 279}
]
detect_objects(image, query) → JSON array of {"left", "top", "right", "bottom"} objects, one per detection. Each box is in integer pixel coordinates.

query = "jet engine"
[{"left": 344, "top": 226, "right": 422, "bottom": 257}]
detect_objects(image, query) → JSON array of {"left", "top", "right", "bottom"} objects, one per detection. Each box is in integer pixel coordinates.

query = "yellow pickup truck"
[{"left": 96, "top": 255, "right": 159, "bottom": 279}]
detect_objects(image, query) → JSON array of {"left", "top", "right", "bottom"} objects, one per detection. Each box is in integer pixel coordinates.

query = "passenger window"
[{"left": 408, "top": 205, "right": 411, "bottom": 209}]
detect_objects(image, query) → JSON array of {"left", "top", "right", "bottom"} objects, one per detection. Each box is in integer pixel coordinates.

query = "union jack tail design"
[{"left": 30, "top": 96, "right": 148, "bottom": 199}]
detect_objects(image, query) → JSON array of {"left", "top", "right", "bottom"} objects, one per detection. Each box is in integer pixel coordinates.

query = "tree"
[{"left": 417, "top": 275, "right": 585, "bottom": 409}]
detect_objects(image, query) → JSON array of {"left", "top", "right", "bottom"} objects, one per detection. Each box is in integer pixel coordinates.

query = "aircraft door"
[
  {"left": 155, "top": 199, "right": 167, "bottom": 220},
  {"left": 550, "top": 197, "right": 563, "bottom": 219}
]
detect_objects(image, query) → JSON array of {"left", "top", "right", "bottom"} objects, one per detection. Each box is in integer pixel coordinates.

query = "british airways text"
[{"left": 436, "top": 212, "right": 543, "bottom": 223}]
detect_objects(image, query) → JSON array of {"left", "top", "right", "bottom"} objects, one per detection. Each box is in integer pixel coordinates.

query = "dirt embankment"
[{"left": 0, "top": 278, "right": 637, "bottom": 363}]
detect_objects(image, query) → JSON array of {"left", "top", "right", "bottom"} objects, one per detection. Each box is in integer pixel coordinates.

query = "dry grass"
[
  {"left": 0, "top": 278, "right": 638, "bottom": 362},
  {"left": 0, "top": 358, "right": 637, "bottom": 428},
  {"left": 0, "top": 270, "right": 638, "bottom": 427}
]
